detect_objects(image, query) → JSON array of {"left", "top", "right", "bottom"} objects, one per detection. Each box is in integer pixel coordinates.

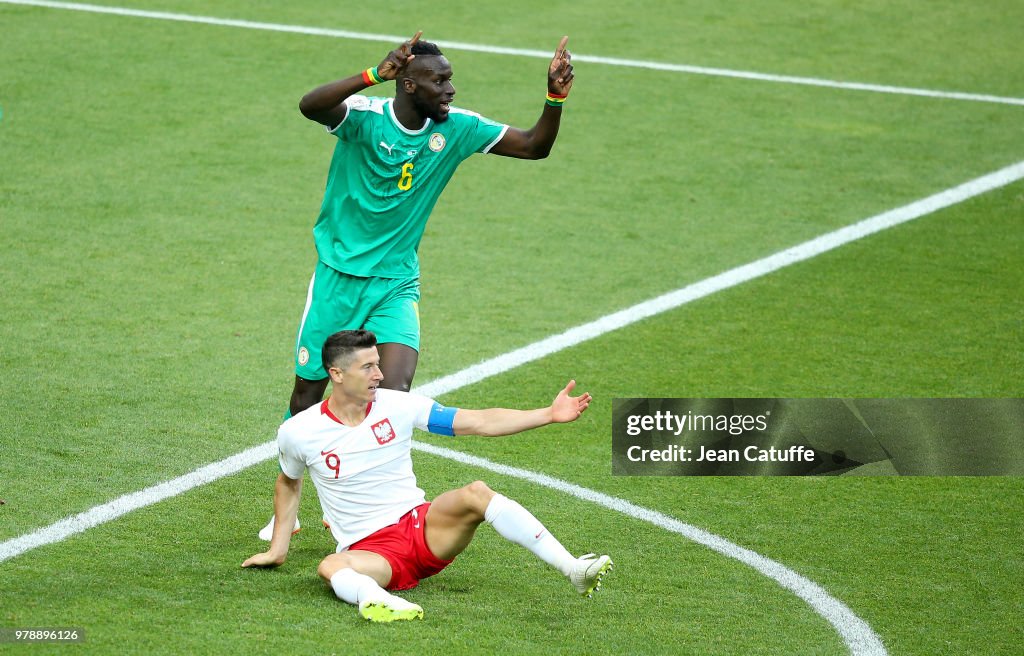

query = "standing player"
[
  {"left": 260, "top": 32, "right": 575, "bottom": 538},
  {"left": 244, "top": 330, "right": 613, "bottom": 622},
  {"left": 290, "top": 32, "right": 574, "bottom": 411}
]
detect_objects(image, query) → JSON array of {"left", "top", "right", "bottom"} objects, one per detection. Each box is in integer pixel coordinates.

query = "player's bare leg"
[
  {"left": 426, "top": 481, "right": 613, "bottom": 596},
  {"left": 318, "top": 550, "right": 424, "bottom": 622},
  {"left": 377, "top": 342, "right": 418, "bottom": 392},
  {"left": 289, "top": 375, "right": 330, "bottom": 416},
  {"left": 424, "top": 480, "right": 495, "bottom": 559}
]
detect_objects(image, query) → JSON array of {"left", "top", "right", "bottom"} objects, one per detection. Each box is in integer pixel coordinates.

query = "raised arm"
[
  {"left": 298, "top": 31, "right": 423, "bottom": 128},
  {"left": 242, "top": 473, "right": 303, "bottom": 567},
  {"left": 489, "top": 36, "right": 574, "bottom": 160},
  {"left": 451, "top": 380, "right": 592, "bottom": 437}
]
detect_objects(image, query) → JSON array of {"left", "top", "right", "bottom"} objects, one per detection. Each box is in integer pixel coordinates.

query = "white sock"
[
  {"left": 329, "top": 568, "right": 387, "bottom": 606},
  {"left": 485, "top": 493, "right": 576, "bottom": 577}
]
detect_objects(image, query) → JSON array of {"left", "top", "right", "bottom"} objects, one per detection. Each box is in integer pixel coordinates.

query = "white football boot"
[
  {"left": 258, "top": 515, "right": 300, "bottom": 541},
  {"left": 569, "top": 553, "right": 614, "bottom": 597}
]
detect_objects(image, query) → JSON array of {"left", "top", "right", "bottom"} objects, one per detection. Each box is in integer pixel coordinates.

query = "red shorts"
[{"left": 348, "top": 502, "right": 453, "bottom": 591}]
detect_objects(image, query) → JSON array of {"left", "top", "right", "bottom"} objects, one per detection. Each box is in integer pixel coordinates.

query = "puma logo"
[{"left": 379, "top": 141, "right": 395, "bottom": 155}]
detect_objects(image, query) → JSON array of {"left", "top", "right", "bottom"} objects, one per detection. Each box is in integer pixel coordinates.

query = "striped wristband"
[
  {"left": 545, "top": 92, "right": 568, "bottom": 107},
  {"left": 361, "top": 67, "right": 384, "bottom": 86}
]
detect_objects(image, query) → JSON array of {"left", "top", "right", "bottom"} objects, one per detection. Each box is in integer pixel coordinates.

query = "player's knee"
[
  {"left": 317, "top": 553, "right": 350, "bottom": 580},
  {"left": 463, "top": 480, "right": 495, "bottom": 511}
]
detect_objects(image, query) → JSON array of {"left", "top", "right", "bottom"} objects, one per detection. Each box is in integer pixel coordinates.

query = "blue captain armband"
[{"left": 427, "top": 402, "right": 459, "bottom": 436}]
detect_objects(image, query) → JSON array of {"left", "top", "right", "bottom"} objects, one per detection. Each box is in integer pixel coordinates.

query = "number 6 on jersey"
[{"left": 398, "top": 162, "right": 414, "bottom": 190}]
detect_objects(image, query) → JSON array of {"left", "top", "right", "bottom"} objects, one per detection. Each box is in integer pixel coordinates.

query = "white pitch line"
[
  {"left": 0, "top": 442, "right": 277, "bottom": 563},
  {"left": 414, "top": 159, "right": 1024, "bottom": 400},
  {"left": 412, "top": 442, "right": 886, "bottom": 655},
  {"left": 3, "top": 0, "right": 1024, "bottom": 107},
  {"left": 1, "top": 4, "right": 1020, "bottom": 653},
  {"left": 5, "top": 159, "right": 1024, "bottom": 651}
]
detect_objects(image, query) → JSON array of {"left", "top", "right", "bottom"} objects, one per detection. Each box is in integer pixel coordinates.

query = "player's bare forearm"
[
  {"left": 453, "top": 407, "right": 553, "bottom": 436},
  {"left": 299, "top": 32, "right": 422, "bottom": 128},
  {"left": 452, "top": 380, "right": 591, "bottom": 436},
  {"left": 490, "top": 36, "right": 573, "bottom": 160},
  {"left": 242, "top": 474, "right": 302, "bottom": 568},
  {"left": 490, "top": 108, "right": 564, "bottom": 160}
]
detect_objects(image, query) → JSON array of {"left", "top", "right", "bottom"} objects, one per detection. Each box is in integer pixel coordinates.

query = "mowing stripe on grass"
[
  {"left": 4, "top": 160, "right": 1024, "bottom": 651},
  {"left": 3, "top": 0, "right": 1024, "bottom": 107}
]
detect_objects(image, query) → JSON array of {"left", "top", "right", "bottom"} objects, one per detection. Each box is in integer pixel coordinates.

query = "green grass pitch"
[{"left": 1, "top": 0, "right": 1022, "bottom": 654}]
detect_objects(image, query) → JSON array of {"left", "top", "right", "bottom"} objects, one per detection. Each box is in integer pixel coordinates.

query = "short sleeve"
[
  {"left": 473, "top": 115, "right": 509, "bottom": 154},
  {"left": 450, "top": 108, "right": 509, "bottom": 156},
  {"left": 404, "top": 392, "right": 458, "bottom": 435},
  {"left": 277, "top": 424, "right": 306, "bottom": 480},
  {"left": 328, "top": 95, "right": 377, "bottom": 141}
]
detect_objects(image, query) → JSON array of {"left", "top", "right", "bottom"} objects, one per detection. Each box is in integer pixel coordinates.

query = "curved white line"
[
  {"left": 4, "top": 141, "right": 1019, "bottom": 651},
  {"left": 413, "top": 441, "right": 886, "bottom": 655}
]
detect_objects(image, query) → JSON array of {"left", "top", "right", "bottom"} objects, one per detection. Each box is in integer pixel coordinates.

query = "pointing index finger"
[
  {"left": 555, "top": 35, "right": 569, "bottom": 58},
  {"left": 409, "top": 30, "right": 422, "bottom": 46}
]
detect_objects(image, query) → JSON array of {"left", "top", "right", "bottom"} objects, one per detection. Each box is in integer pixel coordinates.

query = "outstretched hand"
[
  {"left": 550, "top": 379, "right": 592, "bottom": 423},
  {"left": 547, "top": 36, "right": 574, "bottom": 95},
  {"left": 377, "top": 31, "right": 422, "bottom": 81}
]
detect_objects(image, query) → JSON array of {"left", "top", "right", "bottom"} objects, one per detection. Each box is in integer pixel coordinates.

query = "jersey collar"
[
  {"left": 386, "top": 98, "right": 432, "bottom": 136},
  {"left": 321, "top": 399, "right": 374, "bottom": 426}
]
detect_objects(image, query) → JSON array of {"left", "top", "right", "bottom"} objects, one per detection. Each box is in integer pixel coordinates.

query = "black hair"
[
  {"left": 411, "top": 40, "right": 444, "bottom": 57},
  {"left": 322, "top": 330, "right": 377, "bottom": 373}
]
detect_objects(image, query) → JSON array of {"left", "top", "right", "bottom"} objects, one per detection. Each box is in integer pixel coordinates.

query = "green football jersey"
[{"left": 313, "top": 95, "right": 508, "bottom": 278}]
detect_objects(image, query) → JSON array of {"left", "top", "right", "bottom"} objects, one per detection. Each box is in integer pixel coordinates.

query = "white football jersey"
[{"left": 277, "top": 388, "right": 456, "bottom": 550}]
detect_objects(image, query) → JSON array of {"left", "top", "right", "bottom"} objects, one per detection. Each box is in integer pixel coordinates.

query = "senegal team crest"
[
  {"left": 371, "top": 418, "right": 396, "bottom": 445},
  {"left": 428, "top": 132, "right": 446, "bottom": 152}
]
